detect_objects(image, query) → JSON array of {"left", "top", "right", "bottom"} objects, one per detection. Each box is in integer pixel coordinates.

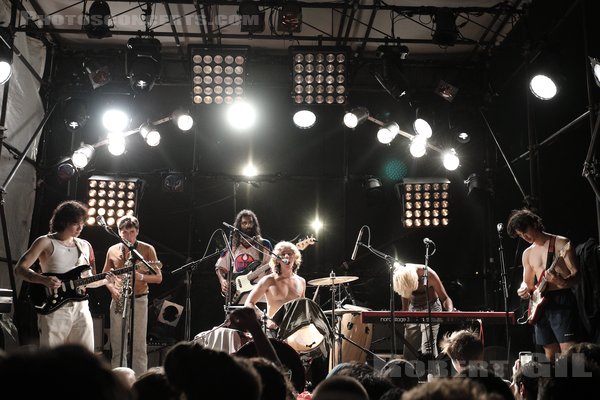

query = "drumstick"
[{"left": 312, "top": 285, "right": 320, "bottom": 302}]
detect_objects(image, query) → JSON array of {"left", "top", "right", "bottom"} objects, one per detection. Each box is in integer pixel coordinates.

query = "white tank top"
[{"left": 40, "top": 236, "right": 90, "bottom": 274}]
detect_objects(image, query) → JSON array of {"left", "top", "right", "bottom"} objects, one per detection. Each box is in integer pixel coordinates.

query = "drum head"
[{"left": 235, "top": 338, "right": 306, "bottom": 393}]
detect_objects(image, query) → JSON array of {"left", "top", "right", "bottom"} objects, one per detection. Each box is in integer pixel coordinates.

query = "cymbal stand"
[{"left": 328, "top": 271, "right": 341, "bottom": 366}]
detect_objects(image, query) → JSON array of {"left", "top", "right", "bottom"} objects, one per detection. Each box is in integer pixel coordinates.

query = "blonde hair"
[
  {"left": 393, "top": 264, "right": 419, "bottom": 298},
  {"left": 269, "top": 241, "right": 302, "bottom": 274}
]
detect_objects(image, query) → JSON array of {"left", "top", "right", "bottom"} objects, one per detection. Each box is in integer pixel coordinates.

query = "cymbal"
[
  {"left": 322, "top": 308, "right": 351, "bottom": 316},
  {"left": 307, "top": 276, "right": 359, "bottom": 286}
]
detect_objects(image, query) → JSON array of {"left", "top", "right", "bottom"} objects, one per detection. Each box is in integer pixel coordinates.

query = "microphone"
[
  {"left": 281, "top": 259, "right": 289, "bottom": 265},
  {"left": 423, "top": 238, "right": 434, "bottom": 245},
  {"left": 351, "top": 227, "right": 364, "bottom": 261},
  {"left": 222, "top": 221, "right": 235, "bottom": 230},
  {"left": 496, "top": 223, "right": 504, "bottom": 233},
  {"left": 96, "top": 215, "right": 107, "bottom": 228}
]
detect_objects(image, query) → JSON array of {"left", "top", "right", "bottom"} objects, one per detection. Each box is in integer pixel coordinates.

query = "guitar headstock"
[
  {"left": 296, "top": 236, "right": 317, "bottom": 251},
  {"left": 558, "top": 241, "right": 571, "bottom": 258}
]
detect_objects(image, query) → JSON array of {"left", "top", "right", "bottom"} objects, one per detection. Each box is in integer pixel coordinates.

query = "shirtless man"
[
  {"left": 507, "top": 208, "right": 580, "bottom": 362},
  {"left": 244, "top": 241, "right": 306, "bottom": 324}
]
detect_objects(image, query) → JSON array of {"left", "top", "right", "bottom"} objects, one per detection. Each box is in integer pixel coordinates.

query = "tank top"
[{"left": 40, "top": 236, "right": 90, "bottom": 274}]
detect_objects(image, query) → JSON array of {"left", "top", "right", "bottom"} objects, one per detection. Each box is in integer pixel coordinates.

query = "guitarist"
[
  {"left": 14, "top": 200, "right": 101, "bottom": 352},
  {"left": 215, "top": 209, "right": 272, "bottom": 305},
  {"left": 507, "top": 208, "right": 581, "bottom": 362}
]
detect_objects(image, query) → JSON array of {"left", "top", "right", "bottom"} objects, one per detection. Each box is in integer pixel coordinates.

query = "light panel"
[
  {"left": 86, "top": 176, "right": 142, "bottom": 226},
  {"left": 290, "top": 46, "right": 349, "bottom": 105},
  {"left": 190, "top": 46, "right": 249, "bottom": 105},
  {"left": 397, "top": 178, "right": 450, "bottom": 228}
]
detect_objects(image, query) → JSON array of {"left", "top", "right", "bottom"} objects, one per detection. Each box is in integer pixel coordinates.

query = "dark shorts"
[{"left": 535, "top": 289, "right": 580, "bottom": 345}]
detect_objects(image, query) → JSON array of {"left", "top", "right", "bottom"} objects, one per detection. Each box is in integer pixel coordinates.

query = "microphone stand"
[
  {"left": 497, "top": 227, "right": 511, "bottom": 362},
  {"left": 356, "top": 241, "right": 399, "bottom": 359},
  {"left": 119, "top": 272, "right": 132, "bottom": 367},
  {"left": 172, "top": 247, "right": 223, "bottom": 341},
  {"left": 423, "top": 241, "right": 436, "bottom": 367}
]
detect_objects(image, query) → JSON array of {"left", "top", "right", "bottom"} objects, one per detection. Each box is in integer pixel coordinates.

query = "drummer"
[{"left": 244, "top": 241, "right": 306, "bottom": 329}]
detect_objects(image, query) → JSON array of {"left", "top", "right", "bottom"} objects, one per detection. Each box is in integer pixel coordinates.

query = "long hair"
[
  {"left": 506, "top": 208, "right": 544, "bottom": 238},
  {"left": 393, "top": 264, "right": 419, "bottom": 298},
  {"left": 49, "top": 200, "right": 88, "bottom": 233},
  {"left": 232, "top": 209, "right": 262, "bottom": 248}
]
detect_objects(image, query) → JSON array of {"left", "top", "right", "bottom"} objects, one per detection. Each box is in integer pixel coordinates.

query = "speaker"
[
  {"left": 147, "top": 342, "right": 172, "bottom": 368},
  {"left": 92, "top": 314, "right": 107, "bottom": 353}
]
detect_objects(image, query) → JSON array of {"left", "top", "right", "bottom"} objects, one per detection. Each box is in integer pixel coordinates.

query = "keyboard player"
[{"left": 393, "top": 263, "right": 454, "bottom": 362}]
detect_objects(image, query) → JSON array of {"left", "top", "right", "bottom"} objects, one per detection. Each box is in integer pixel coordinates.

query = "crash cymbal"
[
  {"left": 322, "top": 308, "right": 352, "bottom": 316},
  {"left": 307, "top": 276, "right": 359, "bottom": 286}
]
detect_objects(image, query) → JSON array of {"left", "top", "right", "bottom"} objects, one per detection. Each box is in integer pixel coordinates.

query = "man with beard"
[{"left": 215, "top": 209, "right": 272, "bottom": 305}]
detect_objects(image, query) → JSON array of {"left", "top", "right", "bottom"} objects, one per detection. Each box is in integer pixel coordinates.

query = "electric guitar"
[
  {"left": 28, "top": 264, "right": 136, "bottom": 315},
  {"left": 527, "top": 242, "right": 570, "bottom": 325},
  {"left": 223, "top": 236, "right": 317, "bottom": 304}
]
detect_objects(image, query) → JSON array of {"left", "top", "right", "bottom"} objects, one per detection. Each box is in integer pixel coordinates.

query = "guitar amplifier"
[{"left": 0, "top": 289, "right": 13, "bottom": 314}]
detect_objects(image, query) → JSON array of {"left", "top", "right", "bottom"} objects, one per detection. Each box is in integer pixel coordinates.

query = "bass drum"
[{"left": 235, "top": 338, "right": 306, "bottom": 393}]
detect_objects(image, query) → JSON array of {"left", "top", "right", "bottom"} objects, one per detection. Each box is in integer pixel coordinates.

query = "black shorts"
[{"left": 534, "top": 289, "right": 580, "bottom": 345}]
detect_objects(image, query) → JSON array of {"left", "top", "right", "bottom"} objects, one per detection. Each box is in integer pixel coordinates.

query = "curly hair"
[
  {"left": 393, "top": 264, "right": 419, "bottom": 299},
  {"left": 232, "top": 209, "right": 262, "bottom": 248},
  {"left": 506, "top": 208, "right": 544, "bottom": 238},
  {"left": 269, "top": 241, "right": 302, "bottom": 274},
  {"left": 49, "top": 200, "right": 88, "bottom": 233}
]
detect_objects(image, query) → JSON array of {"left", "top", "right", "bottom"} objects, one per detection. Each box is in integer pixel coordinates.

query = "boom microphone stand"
[
  {"left": 496, "top": 223, "right": 511, "bottom": 362},
  {"left": 422, "top": 238, "right": 436, "bottom": 362}
]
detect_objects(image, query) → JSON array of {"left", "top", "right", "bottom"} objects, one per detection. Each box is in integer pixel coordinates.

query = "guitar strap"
[
  {"left": 546, "top": 235, "right": 556, "bottom": 270},
  {"left": 73, "top": 238, "right": 88, "bottom": 265}
]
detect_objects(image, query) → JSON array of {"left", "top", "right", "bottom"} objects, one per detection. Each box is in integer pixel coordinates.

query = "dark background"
[{"left": 15, "top": 0, "right": 600, "bottom": 358}]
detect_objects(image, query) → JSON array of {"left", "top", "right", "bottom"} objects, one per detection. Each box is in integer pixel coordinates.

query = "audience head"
[
  {"left": 402, "top": 377, "right": 495, "bottom": 400},
  {"left": 455, "top": 365, "right": 514, "bottom": 400},
  {"left": 244, "top": 357, "right": 296, "bottom": 400},
  {"left": 311, "top": 376, "right": 369, "bottom": 400},
  {"left": 439, "top": 329, "right": 484, "bottom": 373},
  {"left": 132, "top": 367, "right": 178, "bottom": 400},
  {"left": 113, "top": 366, "right": 137, "bottom": 388},
  {"left": 379, "top": 358, "right": 420, "bottom": 391},
  {"left": 511, "top": 361, "right": 541, "bottom": 400}
]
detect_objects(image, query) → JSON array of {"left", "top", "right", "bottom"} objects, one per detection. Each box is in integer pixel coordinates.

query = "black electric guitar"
[
  {"left": 527, "top": 242, "right": 570, "bottom": 325},
  {"left": 223, "top": 236, "right": 317, "bottom": 304},
  {"left": 28, "top": 264, "right": 136, "bottom": 315}
]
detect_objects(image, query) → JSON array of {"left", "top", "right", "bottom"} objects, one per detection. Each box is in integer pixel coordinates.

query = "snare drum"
[
  {"left": 236, "top": 338, "right": 306, "bottom": 393},
  {"left": 271, "top": 298, "right": 334, "bottom": 360}
]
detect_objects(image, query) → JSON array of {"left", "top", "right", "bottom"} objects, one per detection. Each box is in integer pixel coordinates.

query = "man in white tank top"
[{"left": 15, "top": 200, "right": 104, "bottom": 352}]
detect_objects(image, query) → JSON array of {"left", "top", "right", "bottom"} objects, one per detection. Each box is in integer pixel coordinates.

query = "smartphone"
[{"left": 519, "top": 351, "right": 533, "bottom": 364}]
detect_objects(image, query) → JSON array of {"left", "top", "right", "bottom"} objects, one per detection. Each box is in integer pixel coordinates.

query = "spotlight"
[
  {"left": 57, "top": 162, "right": 76, "bottom": 181},
  {"left": 72, "top": 144, "right": 95, "bottom": 169},
  {"left": 107, "top": 132, "right": 126, "bottom": 156},
  {"left": 398, "top": 178, "right": 450, "bottom": 228},
  {"left": 126, "top": 37, "right": 161, "bottom": 93},
  {"left": 529, "top": 74, "right": 558, "bottom": 100},
  {"left": 84, "top": 1, "right": 113, "bottom": 39},
  {"left": 373, "top": 46, "right": 410, "bottom": 101},
  {"left": 278, "top": 1, "right": 302, "bottom": 33},
  {"left": 227, "top": 100, "right": 256, "bottom": 130},
  {"left": 456, "top": 131, "right": 470, "bottom": 144},
  {"left": 63, "top": 99, "right": 89, "bottom": 131},
  {"left": 365, "top": 176, "right": 383, "bottom": 205},
  {"left": 242, "top": 163, "right": 258, "bottom": 177},
  {"left": 0, "top": 40, "right": 12, "bottom": 85},
  {"left": 432, "top": 8, "right": 458, "bottom": 46},
  {"left": 410, "top": 135, "right": 427, "bottom": 158},
  {"left": 172, "top": 108, "right": 194, "bottom": 131},
  {"left": 442, "top": 148, "right": 460, "bottom": 171},
  {"left": 102, "top": 108, "right": 130, "bottom": 132},
  {"left": 293, "top": 109, "right": 316, "bottom": 129},
  {"left": 190, "top": 45, "right": 249, "bottom": 105},
  {"left": 413, "top": 118, "right": 432, "bottom": 138},
  {"left": 86, "top": 175, "right": 142, "bottom": 226},
  {"left": 589, "top": 57, "right": 600, "bottom": 87},
  {"left": 434, "top": 80, "right": 459, "bottom": 102},
  {"left": 377, "top": 122, "right": 399, "bottom": 144},
  {"left": 343, "top": 107, "right": 369, "bottom": 129},
  {"left": 239, "top": 1, "right": 265, "bottom": 33},
  {"left": 139, "top": 123, "right": 161, "bottom": 146},
  {"left": 163, "top": 173, "right": 185, "bottom": 192},
  {"left": 83, "top": 59, "right": 111, "bottom": 89}
]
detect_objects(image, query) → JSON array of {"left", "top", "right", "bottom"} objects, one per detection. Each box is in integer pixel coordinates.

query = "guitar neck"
[
  {"left": 74, "top": 266, "right": 134, "bottom": 287},
  {"left": 246, "top": 263, "right": 271, "bottom": 281}
]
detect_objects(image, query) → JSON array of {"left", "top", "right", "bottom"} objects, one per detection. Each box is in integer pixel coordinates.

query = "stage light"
[
  {"left": 311, "top": 217, "right": 323, "bottom": 234},
  {"left": 63, "top": 99, "right": 88, "bottom": 132},
  {"left": 139, "top": 123, "right": 161, "bottom": 146},
  {"left": 126, "top": 37, "right": 161, "bottom": 93},
  {"left": 410, "top": 135, "right": 427, "bottom": 158},
  {"left": 107, "top": 132, "right": 126, "bottom": 156},
  {"left": 442, "top": 148, "right": 460, "bottom": 171},
  {"left": 226, "top": 100, "right": 256, "bottom": 130},
  {"left": 157, "top": 300, "right": 184, "bottom": 327},
  {"left": 413, "top": 118, "right": 432, "bottom": 138},
  {"left": 434, "top": 80, "right": 459, "bottom": 102},
  {"left": 0, "top": 39, "right": 12, "bottom": 85},
  {"left": 291, "top": 46, "right": 349, "bottom": 105},
  {"left": 172, "top": 109, "right": 194, "bottom": 131},
  {"left": 373, "top": 44, "right": 410, "bottom": 101},
  {"left": 72, "top": 144, "right": 95, "bottom": 169},
  {"left": 86, "top": 176, "right": 142, "bottom": 226},
  {"left": 343, "top": 107, "right": 369, "bottom": 129},
  {"left": 239, "top": 1, "right": 265, "bottom": 33},
  {"left": 293, "top": 109, "right": 316, "bottom": 129},
  {"left": 398, "top": 178, "right": 450, "bottom": 228},
  {"left": 57, "top": 162, "right": 76, "bottom": 181},
  {"left": 84, "top": 1, "right": 113, "bottom": 39},
  {"left": 589, "top": 57, "right": 600, "bottom": 87},
  {"left": 242, "top": 162, "right": 258, "bottom": 177},
  {"left": 102, "top": 108, "right": 129, "bottom": 132},
  {"left": 456, "top": 131, "right": 470, "bottom": 143},
  {"left": 83, "top": 58, "right": 111, "bottom": 89},
  {"left": 278, "top": 1, "right": 302, "bottom": 32},
  {"left": 432, "top": 8, "right": 458, "bottom": 46},
  {"left": 163, "top": 173, "right": 185, "bottom": 192},
  {"left": 529, "top": 74, "right": 558, "bottom": 100},
  {"left": 190, "top": 45, "right": 249, "bottom": 105},
  {"left": 377, "top": 122, "right": 399, "bottom": 144}
]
